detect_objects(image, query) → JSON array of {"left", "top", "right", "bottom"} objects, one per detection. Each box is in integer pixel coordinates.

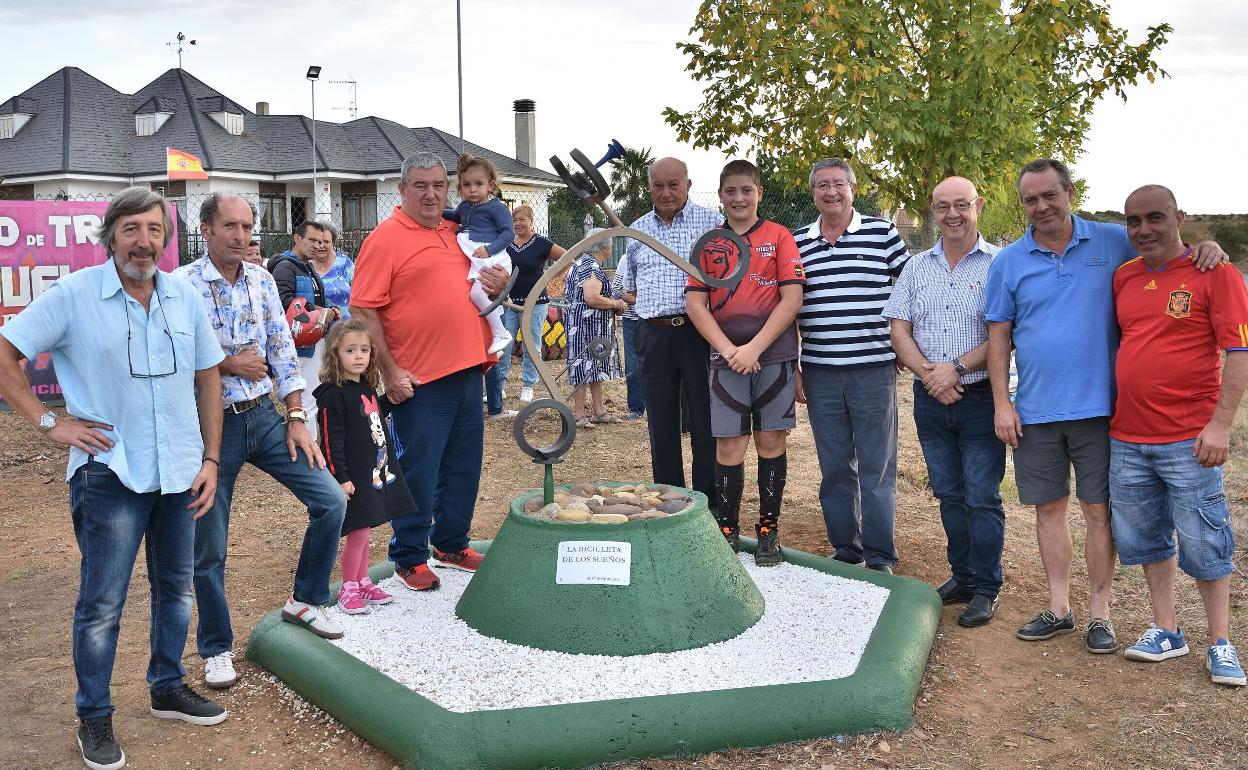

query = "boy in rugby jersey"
[{"left": 686, "top": 160, "right": 805, "bottom": 565}]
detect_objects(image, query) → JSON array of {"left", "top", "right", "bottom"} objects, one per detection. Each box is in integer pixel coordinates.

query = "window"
[
  {"left": 259, "top": 194, "right": 287, "bottom": 232},
  {"left": 0, "top": 115, "right": 13, "bottom": 140},
  {"left": 136, "top": 113, "right": 156, "bottom": 136},
  {"left": 224, "top": 112, "right": 244, "bottom": 136},
  {"left": 341, "top": 181, "right": 377, "bottom": 230},
  {"left": 289, "top": 197, "right": 307, "bottom": 230}
]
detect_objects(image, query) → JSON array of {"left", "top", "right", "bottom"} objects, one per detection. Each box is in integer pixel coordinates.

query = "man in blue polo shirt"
[
  {"left": 0, "top": 187, "right": 228, "bottom": 770},
  {"left": 986, "top": 159, "right": 1224, "bottom": 654}
]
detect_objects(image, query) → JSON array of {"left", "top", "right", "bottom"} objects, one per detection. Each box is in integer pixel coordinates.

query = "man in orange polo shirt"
[
  {"left": 1110, "top": 184, "right": 1248, "bottom": 686},
  {"left": 351, "top": 151, "right": 497, "bottom": 591}
]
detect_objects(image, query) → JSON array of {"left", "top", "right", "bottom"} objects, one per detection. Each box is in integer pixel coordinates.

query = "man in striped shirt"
[
  {"left": 618, "top": 158, "right": 721, "bottom": 504},
  {"left": 794, "top": 158, "right": 908, "bottom": 573},
  {"left": 884, "top": 176, "right": 1004, "bottom": 627}
]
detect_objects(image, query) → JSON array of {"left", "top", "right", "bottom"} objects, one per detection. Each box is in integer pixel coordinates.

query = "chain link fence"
[{"left": 3, "top": 185, "right": 934, "bottom": 267}]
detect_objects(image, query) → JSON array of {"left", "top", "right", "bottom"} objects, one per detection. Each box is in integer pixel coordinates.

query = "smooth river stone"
[
  {"left": 602, "top": 495, "right": 636, "bottom": 506},
  {"left": 565, "top": 501, "right": 591, "bottom": 512},
  {"left": 639, "top": 496, "right": 663, "bottom": 509},
  {"left": 569, "top": 484, "right": 596, "bottom": 497},
  {"left": 553, "top": 492, "right": 572, "bottom": 506},
  {"left": 522, "top": 496, "right": 544, "bottom": 513},
  {"left": 627, "top": 511, "right": 667, "bottom": 521},
  {"left": 612, "top": 484, "right": 636, "bottom": 493},
  {"left": 657, "top": 499, "right": 690, "bottom": 514},
  {"left": 556, "top": 508, "right": 592, "bottom": 522},
  {"left": 537, "top": 503, "right": 563, "bottom": 518},
  {"left": 590, "top": 513, "right": 630, "bottom": 524},
  {"left": 596, "top": 503, "right": 644, "bottom": 517}
]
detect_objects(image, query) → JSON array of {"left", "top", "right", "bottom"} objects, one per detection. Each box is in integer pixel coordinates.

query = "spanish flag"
[{"left": 166, "top": 147, "right": 208, "bottom": 180}]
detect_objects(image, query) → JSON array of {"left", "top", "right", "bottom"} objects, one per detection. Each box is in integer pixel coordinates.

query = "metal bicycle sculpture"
[{"left": 509, "top": 142, "right": 750, "bottom": 503}]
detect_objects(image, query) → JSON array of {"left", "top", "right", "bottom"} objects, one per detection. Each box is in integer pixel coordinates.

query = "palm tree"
[{"left": 609, "top": 145, "right": 654, "bottom": 225}]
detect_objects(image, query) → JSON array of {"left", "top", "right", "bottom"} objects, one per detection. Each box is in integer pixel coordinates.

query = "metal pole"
[
  {"left": 456, "top": 0, "right": 464, "bottom": 152},
  {"left": 311, "top": 80, "right": 317, "bottom": 220}
]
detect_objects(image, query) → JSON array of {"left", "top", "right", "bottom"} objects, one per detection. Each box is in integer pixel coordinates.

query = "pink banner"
[{"left": 0, "top": 199, "right": 180, "bottom": 408}]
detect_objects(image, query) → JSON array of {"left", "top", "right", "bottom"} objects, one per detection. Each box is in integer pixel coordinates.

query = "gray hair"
[
  {"left": 97, "top": 186, "right": 173, "bottom": 253},
  {"left": 583, "top": 227, "right": 612, "bottom": 256},
  {"left": 1017, "top": 158, "right": 1074, "bottom": 192},
  {"left": 808, "top": 158, "right": 856, "bottom": 188},
  {"left": 400, "top": 151, "right": 447, "bottom": 183},
  {"left": 200, "top": 192, "right": 257, "bottom": 227}
]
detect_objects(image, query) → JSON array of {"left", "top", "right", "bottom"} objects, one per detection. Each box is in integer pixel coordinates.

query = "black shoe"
[
  {"left": 832, "top": 554, "right": 865, "bottom": 566},
  {"left": 754, "top": 525, "right": 782, "bottom": 567},
  {"left": 936, "top": 579, "right": 975, "bottom": 605},
  {"left": 78, "top": 716, "right": 125, "bottom": 770},
  {"left": 1017, "top": 609, "right": 1075, "bottom": 641},
  {"left": 150, "top": 684, "right": 228, "bottom": 726},
  {"left": 1085, "top": 618, "right": 1119, "bottom": 654},
  {"left": 720, "top": 525, "right": 740, "bottom": 553},
  {"left": 957, "top": 595, "right": 999, "bottom": 627},
  {"left": 868, "top": 562, "right": 893, "bottom": 575}
]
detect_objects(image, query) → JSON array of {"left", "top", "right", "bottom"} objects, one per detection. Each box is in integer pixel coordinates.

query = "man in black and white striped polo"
[{"left": 794, "top": 158, "right": 909, "bottom": 573}]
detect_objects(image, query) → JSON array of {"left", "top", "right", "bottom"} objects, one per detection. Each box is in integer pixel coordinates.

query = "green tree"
[
  {"left": 665, "top": 0, "right": 1170, "bottom": 244},
  {"left": 608, "top": 145, "right": 655, "bottom": 225},
  {"left": 547, "top": 187, "right": 606, "bottom": 249}
]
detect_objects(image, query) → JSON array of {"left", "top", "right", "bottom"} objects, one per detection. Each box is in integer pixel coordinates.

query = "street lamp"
[{"left": 307, "top": 66, "right": 321, "bottom": 221}]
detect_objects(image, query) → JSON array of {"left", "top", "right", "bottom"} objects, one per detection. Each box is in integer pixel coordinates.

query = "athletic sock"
[
  {"left": 757, "top": 452, "right": 787, "bottom": 531},
  {"left": 714, "top": 462, "right": 744, "bottom": 530}
]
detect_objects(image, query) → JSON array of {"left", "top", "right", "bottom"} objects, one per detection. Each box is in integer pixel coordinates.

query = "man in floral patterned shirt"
[{"left": 175, "top": 194, "right": 347, "bottom": 691}]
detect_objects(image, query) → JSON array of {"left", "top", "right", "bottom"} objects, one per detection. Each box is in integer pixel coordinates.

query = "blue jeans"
[
  {"left": 1110, "top": 438, "right": 1236, "bottom": 581},
  {"left": 803, "top": 362, "right": 899, "bottom": 567},
  {"left": 497, "top": 303, "right": 547, "bottom": 389},
  {"left": 622, "top": 316, "right": 645, "bottom": 415},
  {"left": 388, "top": 367, "right": 484, "bottom": 568},
  {"left": 195, "top": 399, "right": 347, "bottom": 658},
  {"left": 912, "top": 382, "right": 1007, "bottom": 597},
  {"left": 70, "top": 462, "right": 196, "bottom": 718}
]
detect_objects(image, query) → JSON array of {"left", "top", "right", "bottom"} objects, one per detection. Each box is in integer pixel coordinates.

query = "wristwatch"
[
  {"left": 953, "top": 358, "right": 967, "bottom": 377},
  {"left": 286, "top": 408, "right": 308, "bottom": 423},
  {"left": 37, "top": 410, "right": 57, "bottom": 433}
]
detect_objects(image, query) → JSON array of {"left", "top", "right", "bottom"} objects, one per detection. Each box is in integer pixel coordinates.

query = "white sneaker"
[
  {"left": 519, "top": 386, "right": 534, "bottom": 402},
  {"left": 486, "top": 409, "right": 519, "bottom": 421},
  {"left": 488, "top": 332, "right": 513, "bottom": 355},
  {"left": 203, "top": 651, "right": 238, "bottom": 689},
  {"left": 281, "top": 598, "right": 345, "bottom": 639}
]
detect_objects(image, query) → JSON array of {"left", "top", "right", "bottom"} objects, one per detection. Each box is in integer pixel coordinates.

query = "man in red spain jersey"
[
  {"left": 686, "top": 159, "right": 805, "bottom": 566},
  {"left": 1110, "top": 184, "right": 1248, "bottom": 686}
]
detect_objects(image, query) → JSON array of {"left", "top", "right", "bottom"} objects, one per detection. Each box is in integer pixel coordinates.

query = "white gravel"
[{"left": 327, "top": 555, "right": 890, "bottom": 713}]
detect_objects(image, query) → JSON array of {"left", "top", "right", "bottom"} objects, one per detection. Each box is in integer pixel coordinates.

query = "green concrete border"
[{"left": 247, "top": 539, "right": 940, "bottom": 770}]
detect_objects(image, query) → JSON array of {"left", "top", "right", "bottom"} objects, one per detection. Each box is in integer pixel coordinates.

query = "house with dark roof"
[{"left": 0, "top": 67, "right": 558, "bottom": 235}]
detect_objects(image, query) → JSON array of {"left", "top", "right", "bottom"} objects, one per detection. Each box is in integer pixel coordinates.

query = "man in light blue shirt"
[{"left": 0, "top": 187, "right": 228, "bottom": 770}]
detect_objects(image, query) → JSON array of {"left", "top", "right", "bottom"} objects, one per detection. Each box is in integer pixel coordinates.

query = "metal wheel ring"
[
  {"left": 587, "top": 334, "right": 616, "bottom": 362},
  {"left": 570, "top": 148, "right": 611, "bottom": 204},
  {"left": 512, "top": 398, "right": 577, "bottom": 462},
  {"left": 690, "top": 228, "right": 752, "bottom": 289}
]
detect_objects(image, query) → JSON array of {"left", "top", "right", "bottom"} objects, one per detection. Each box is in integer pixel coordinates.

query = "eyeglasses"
[
  {"left": 126, "top": 293, "right": 177, "bottom": 379},
  {"left": 812, "top": 181, "right": 852, "bottom": 193},
  {"left": 932, "top": 199, "right": 980, "bottom": 214}
]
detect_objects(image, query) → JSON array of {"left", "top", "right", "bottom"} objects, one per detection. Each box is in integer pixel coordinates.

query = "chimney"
[
  {"left": 513, "top": 99, "right": 536, "bottom": 167},
  {"left": 255, "top": 101, "right": 270, "bottom": 116}
]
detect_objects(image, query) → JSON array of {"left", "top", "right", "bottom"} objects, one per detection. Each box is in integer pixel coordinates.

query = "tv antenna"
[
  {"left": 329, "top": 77, "right": 358, "bottom": 120},
  {"left": 166, "top": 32, "right": 197, "bottom": 69}
]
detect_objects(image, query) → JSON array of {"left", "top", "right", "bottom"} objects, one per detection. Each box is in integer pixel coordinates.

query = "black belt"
[
  {"left": 226, "top": 395, "right": 266, "bottom": 414},
  {"left": 646, "top": 315, "right": 689, "bottom": 327}
]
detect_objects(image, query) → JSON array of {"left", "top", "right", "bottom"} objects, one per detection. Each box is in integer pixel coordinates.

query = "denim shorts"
[
  {"left": 1109, "top": 438, "right": 1236, "bottom": 581},
  {"left": 1013, "top": 417, "right": 1110, "bottom": 505}
]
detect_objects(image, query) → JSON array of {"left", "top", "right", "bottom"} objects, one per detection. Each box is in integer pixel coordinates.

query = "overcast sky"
[{"left": 1, "top": 0, "right": 1243, "bottom": 213}]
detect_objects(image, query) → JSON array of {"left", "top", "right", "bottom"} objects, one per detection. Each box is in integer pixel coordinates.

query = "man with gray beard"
[{"left": 0, "top": 187, "right": 228, "bottom": 770}]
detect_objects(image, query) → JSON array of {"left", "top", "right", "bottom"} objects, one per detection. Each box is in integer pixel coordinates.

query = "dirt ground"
[{"left": 2, "top": 373, "right": 1246, "bottom": 770}]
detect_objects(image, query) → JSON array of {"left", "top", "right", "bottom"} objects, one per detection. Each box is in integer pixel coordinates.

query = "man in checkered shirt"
[
  {"left": 618, "top": 157, "right": 720, "bottom": 506},
  {"left": 884, "top": 176, "right": 1004, "bottom": 629}
]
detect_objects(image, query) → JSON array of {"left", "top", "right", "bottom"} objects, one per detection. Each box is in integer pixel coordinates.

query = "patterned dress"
[
  {"left": 319, "top": 252, "right": 355, "bottom": 320},
  {"left": 565, "top": 254, "right": 622, "bottom": 386}
]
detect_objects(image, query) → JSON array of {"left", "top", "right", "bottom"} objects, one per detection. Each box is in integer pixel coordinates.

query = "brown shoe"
[{"left": 395, "top": 563, "right": 441, "bottom": 591}]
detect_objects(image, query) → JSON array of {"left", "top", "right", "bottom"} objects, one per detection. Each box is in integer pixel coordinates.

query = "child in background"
[
  {"left": 685, "top": 159, "right": 806, "bottom": 567},
  {"left": 314, "top": 320, "right": 417, "bottom": 614},
  {"left": 444, "top": 154, "right": 514, "bottom": 355}
]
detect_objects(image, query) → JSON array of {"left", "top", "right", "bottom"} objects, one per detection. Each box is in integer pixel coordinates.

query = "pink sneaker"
[
  {"left": 337, "top": 582, "right": 369, "bottom": 615},
  {"left": 359, "top": 579, "right": 393, "bottom": 605}
]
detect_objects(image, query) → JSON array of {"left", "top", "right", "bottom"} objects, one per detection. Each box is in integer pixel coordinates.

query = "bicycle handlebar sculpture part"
[
  {"left": 587, "top": 334, "right": 616, "bottom": 362},
  {"left": 477, "top": 267, "right": 520, "bottom": 317},
  {"left": 509, "top": 143, "right": 750, "bottom": 472}
]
